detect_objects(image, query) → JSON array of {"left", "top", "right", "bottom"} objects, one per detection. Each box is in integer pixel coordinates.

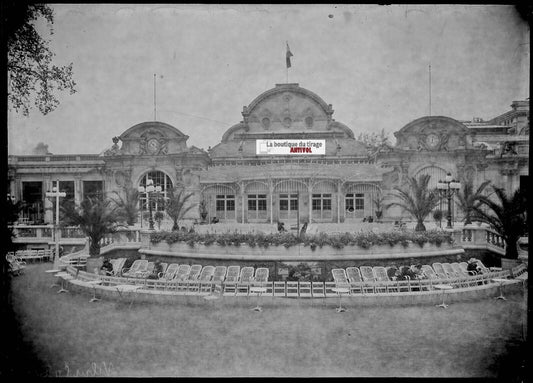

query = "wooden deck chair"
[
  {"left": 442, "top": 263, "right": 459, "bottom": 278},
  {"left": 198, "top": 266, "right": 216, "bottom": 294},
  {"left": 372, "top": 266, "right": 390, "bottom": 292},
  {"left": 111, "top": 258, "right": 127, "bottom": 277},
  {"left": 346, "top": 267, "right": 364, "bottom": 294},
  {"left": 359, "top": 266, "right": 376, "bottom": 293},
  {"left": 186, "top": 264, "right": 203, "bottom": 292},
  {"left": 432, "top": 263, "right": 448, "bottom": 279},
  {"left": 236, "top": 266, "right": 254, "bottom": 296},
  {"left": 223, "top": 265, "right": 241, "bottom": 295},
  {"left": 172, "top": 264, "right": 191, "bottom": 291},
  {"left": 137, "top": 262, "right": 155, "bottom": 278},
  {"left": 421, "top": 265, "right": 438, "bottom": 279},
  {"left": 160, "top": 263, "right": 179, "bottom": 279},
  {"left": 121, "top": 259, "right": 147, "bottom": 278},
  {"left": 451, "top": 262, "right": 467, "bottom": 276},
  {"left": 211, "top": 266, "right": 227, "bottom": 295}
]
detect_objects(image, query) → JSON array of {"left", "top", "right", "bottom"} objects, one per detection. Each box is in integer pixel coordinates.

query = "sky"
[{"left": 7, "top": 4, "right": 530, "bottom": 155}]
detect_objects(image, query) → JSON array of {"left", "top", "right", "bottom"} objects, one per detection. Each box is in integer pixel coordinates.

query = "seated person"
[
  {"left": 211, "top": 217, "right": 219, "bottom": 224},
  {"left": 467, "top": 260, "right": 481, "bottom": 274},
  {"left": 277, "top": 221, "right": 286, "bottom": 232},
  {"left": 148, "top": 260, "right": 163, "bottom": 279},
  {"left": 100, "top": 258, "right": 113, "bottom": 276}
]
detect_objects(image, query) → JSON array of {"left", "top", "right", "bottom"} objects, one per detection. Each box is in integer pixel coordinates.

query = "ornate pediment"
[
  {"left": 116, "top": 121, "right": 189, "bottom": 155},
  {"left": 396, "top": 116, "right": 469, "bottom": 151}
]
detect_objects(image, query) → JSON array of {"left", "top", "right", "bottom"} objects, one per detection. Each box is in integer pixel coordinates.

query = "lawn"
[{"left": 5, "top": 263, "right": 528, "bottom": 377}]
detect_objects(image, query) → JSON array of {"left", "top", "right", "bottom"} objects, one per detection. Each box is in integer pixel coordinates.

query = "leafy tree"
[
  {"left": 472, "top": 187, "right": 527, "bottom": 259},
  {"left": 60, "top": 197, "right": 121, "bottom": 256},
  {"left": 165, "top": 188, "right": 196, "bottom": 231},
  {"left": 385, "top": 174, "right": 441, "bottom": 232},
  {"left": 111, "top": 187, "right": 140, "bottom": 226},
  {"left": 456, "top": 180, "right": 491, "bottom": 225},
  {"left": 7, "top": 3, "right": 76, "bottom": 116}
]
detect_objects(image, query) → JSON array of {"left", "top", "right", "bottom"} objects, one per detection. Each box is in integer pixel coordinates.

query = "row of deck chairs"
[
  {"left": 103, "top": 259, "right": 269, "bottom": 295},
  {"left": 8, "top": 249, "right": 53, "bottom": 263},
  {"left": 332, "top": 259, "right": 495, "bottom": 294}
]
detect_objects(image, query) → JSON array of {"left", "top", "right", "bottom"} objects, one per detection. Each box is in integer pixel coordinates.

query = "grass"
[{"left": 6, "top": 263, "right": 528, "bottom": 377}]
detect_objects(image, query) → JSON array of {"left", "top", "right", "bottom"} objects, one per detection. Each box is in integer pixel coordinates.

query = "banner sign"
[{"left": 256, "top": 139, "right": 326, "bottom": 155}]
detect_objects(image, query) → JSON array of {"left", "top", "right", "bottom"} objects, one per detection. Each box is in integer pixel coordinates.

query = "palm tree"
[
  {"left": 165, "top": 187, "right": 196, "bottom": 231},
  {"left": 61, "top": 197, "right": 121, "bottom": 256},
  {"left": 111, "top": 187, "right": 140, "bottom": 226},
  {"left": 472, "top": 186, "right": 527, "bottom": 259},
  {"left": 385, "top": 174, "right": 441, "bottom": 231},
  {"left": 456, "top": 179, "right": 491, "bottom": 225}
]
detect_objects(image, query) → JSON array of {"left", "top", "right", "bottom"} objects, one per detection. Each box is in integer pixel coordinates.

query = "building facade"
[{"left": 7, "top": 83, "right": 529, "bottom": 226}]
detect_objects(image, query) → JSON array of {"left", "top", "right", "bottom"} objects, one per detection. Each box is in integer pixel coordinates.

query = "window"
[
  {"left": 279, "top": 193, "right": 298, "bottom": 219},
  {"left": 83, "top": 181, "right": 104, "bottom": 200},
  {"left": 139, "top": 171, "right": 173, "bottom": 212},
  {"left": 59, "top": 181, "right": 75, "bottom": 204},
  {"left": 312, "top": 193, "right": 332, "bottom": 220},
  {"left": 248, "top": 194, "right": 267, "bottom": 220},
  {"left": 215, "top": 194, "right": 235, "bottom": 220},
  {"left": 22, "top": 181, "right": 43, "bottom": 222},
  {"left": 346, "top": 193, "right": 365, "bottom": 218}
]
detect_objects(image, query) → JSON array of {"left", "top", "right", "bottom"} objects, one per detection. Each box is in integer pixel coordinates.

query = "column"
[
  {"left": 241, "top": 182, "right": 245, "bottom": 224},
  {"left": 74, "top": 176, "right": 82, "bottom": 206},
  {"left": 269, "top": 180, "right": 273, "bottom": 224},
  {"left": 308, "top": 184, "right": 312, "bottom": 223},
  {"left": 337, "top": 180, "right": 342, "bottom": 223},
  {"left": 43, "top": 178, "right": 53, "bottom": 223}
]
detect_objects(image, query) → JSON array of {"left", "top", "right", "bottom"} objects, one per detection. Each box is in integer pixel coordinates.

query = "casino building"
[{"left": 7, "top": 83, "right": 529, "bottom": 226}]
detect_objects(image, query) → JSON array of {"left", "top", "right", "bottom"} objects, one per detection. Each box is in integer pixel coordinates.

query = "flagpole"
[
  {"left": 428, "top": 64, "right": 431, "bottom": 117},
  {"left": 153, "top": 73, "right": 157, "bottom": 121}
]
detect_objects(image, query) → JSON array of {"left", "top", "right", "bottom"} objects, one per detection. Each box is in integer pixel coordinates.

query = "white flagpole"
[{"left": 153, "top": 73, "right": 157, "bottom": 121}]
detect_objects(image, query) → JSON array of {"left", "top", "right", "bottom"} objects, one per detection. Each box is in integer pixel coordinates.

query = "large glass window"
[
  {"left": 312, "top": 193, "right": 332, "bottom": 219},
  {"left": 279, "top": 193, "right": 299, "bottom": 220},
  {"left": 345, "top": 193, "right": 365, "bottom": 218},
  {"left": 139, "top": 171, "right": 173, "bottom": 212},
  {"left": 247, "top": 194, "right": 267, "bottom": 220},
  {"left": 215, "top": 194, "right": 235, "bottom": 220},
  {"left": 22, "top": 181, "right": 43, "bottom": 223},
  {"left": 83, "top": 181, "right": 104, "bottom": 200},
  {"left": 59, "top": 181, "right": 75, "bottom": 204}
]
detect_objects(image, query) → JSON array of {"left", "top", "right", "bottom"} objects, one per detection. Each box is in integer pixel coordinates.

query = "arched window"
[{"left": 139, "top": 171, "right": 173, "bottom": 212}]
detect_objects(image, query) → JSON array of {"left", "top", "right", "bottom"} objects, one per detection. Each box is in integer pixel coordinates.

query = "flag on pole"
[{"left": 286, "top": 42, "right": 293, "bottom": 68}]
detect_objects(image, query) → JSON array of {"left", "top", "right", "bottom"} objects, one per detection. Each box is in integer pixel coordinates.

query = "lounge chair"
[
  {"left": 197, "top": 266, "right": 216, "bottom": 294},
  {"left": 137, "top": 262, "right": 155, "bottom": 278},
  {"left": 359, "top": 265, "right": 376, "bottom": 293},
  {"left": 236, "top": 266, "right": 255, "bottom": 296},
  {"left": 421, "top": 265, "right": 438, "bottom": 280},
  {"left": 432, "top": 263, "right": 448, "bottom": 279},
  {"left": 160, "top": 263, "right": 179, "bottom": 280},
  {"left": 372, "top": 266, "right": 390, "bottom": 292},
  {"left": 212, "top": 266, "right": 227, "bottom": 282},
  {"left": 442, "top": 263, "right": 459, "bottom": 278},
  {"left": 110, "top": 258, "right": 127, "bottom": 277},
  {"left": 223, "top": 265, "right": 241, "bottom": 295},
  {"left": 346, "top": 267, "right": 364, "bottom": 294},
  {"left": 331, "top": 268, "right": 350, "bottom": 312},
  {"left": 121, "top": 259, "right": 148, "bottom": 278},
  {"left": 174, "top": 264, "right": 192, "bottom": 281},
  {"left": 451, "top": 262, "right": 468, "bottom": 277},
  {"left": 332, "top": 268, "right": 349, "bottom": 284}
]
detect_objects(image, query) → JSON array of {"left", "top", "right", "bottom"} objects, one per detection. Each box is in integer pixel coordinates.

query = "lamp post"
[
  {"left": 45, "top": 180, "right": 66, "bottom": 263},
  {"left": 437, "top": 173, "right": 461, "bottom": 229},
  {"left": 138, "top": 179, "right": 161, "bottom": 230}
]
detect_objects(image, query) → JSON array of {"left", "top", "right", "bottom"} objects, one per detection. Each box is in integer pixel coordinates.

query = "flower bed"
[{"left": 150, "top": 230, "right": 454, "bottom": 250}]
